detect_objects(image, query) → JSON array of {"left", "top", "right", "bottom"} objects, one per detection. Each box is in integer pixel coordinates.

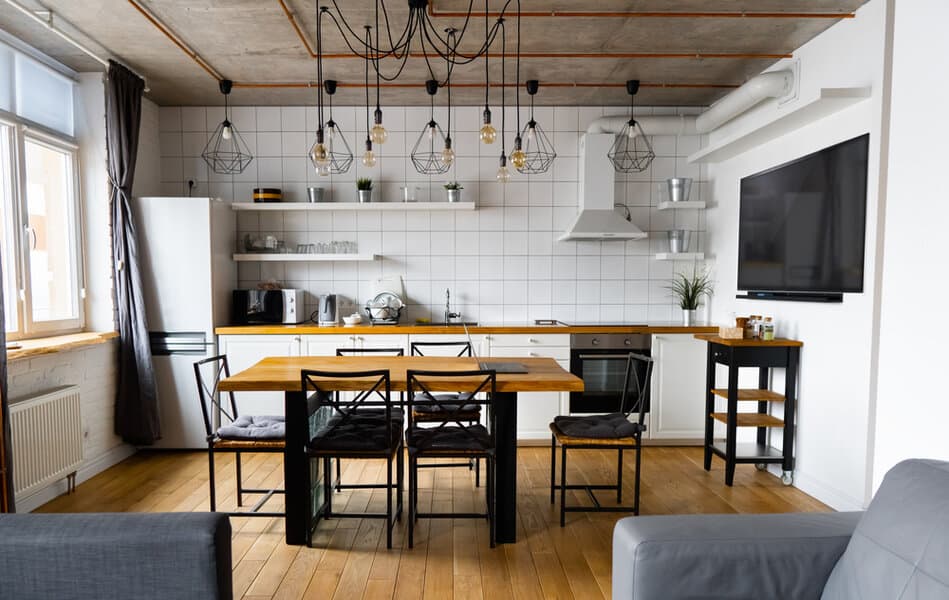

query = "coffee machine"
[{"left": 318, "top": 294, "right": 338, "bottom": 326}]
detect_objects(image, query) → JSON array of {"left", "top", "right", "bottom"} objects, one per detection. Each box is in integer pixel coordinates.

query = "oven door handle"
[
  {"left": 577, "top": 353, "right": 635, "bottom": 360},
  {"left": 577, "top": 351, "right": 652, "bottom": 362}
]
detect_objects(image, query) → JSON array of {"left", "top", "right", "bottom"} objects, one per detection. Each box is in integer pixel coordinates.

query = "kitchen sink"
[{"left": 415, "top": 321, "right": 478, "bottom": 326}]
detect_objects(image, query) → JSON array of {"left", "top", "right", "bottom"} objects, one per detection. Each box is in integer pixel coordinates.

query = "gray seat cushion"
[
  {"left": 553, "top": 412, "right": 644, "bottom": 439},
  {"left": 217, "top": 415, "right": 285, "bottom": 440},
  {"left": 822, "top": 459, "right": 949, "bottom": 600}
]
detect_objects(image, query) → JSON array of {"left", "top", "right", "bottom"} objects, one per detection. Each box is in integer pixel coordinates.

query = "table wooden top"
[
  {"left": 694, "top": 334, "right": 803, "bottom": 347},
  {"left": 219, "top": 355, "right": 585, "bottom": 393}
]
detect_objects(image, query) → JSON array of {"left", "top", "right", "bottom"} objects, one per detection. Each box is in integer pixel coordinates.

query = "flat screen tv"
[{"left": 737, "top": 133, "right": 869, "bottom": 301}]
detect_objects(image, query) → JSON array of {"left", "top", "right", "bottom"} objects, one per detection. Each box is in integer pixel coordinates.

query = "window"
[
  {"left": 0, "top": 40, "right": 82, "bottom": 339},
  {"left": 0, "top": 120, "right": 84, "bottom": 339}
]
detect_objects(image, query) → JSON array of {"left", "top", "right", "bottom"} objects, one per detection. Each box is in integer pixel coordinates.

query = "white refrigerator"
[{"left": 132, "top": 196, "right": 236, "bottom": 449}]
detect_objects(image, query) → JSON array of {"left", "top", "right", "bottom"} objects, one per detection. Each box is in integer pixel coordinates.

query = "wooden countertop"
[
  {"left": 215, "top": 323, "right": 719, "bottom": 335},
  {"left": 694, "top": 334, "right": 803, "bottom": 347}
]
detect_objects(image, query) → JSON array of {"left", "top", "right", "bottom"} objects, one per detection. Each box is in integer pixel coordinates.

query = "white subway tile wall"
[{"left": 158, "top": 105, "right": 709, "bottom": 323}]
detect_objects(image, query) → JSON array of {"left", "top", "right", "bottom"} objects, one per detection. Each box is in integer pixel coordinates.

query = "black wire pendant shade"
[
  {"left": 516, "top": 80, "right": 556, "bottom": 174},
  {"left": 411, "top": 80, "right": 451, "bottom": 175},
  {"left": 309, "top": 80, "right": 353, "bottom": 176},
  {"left": 608, "top": 79, "right": 655, "bottom": 173},
  {"left": 201, "top": 79, "right": 253, "bottom": 175}
]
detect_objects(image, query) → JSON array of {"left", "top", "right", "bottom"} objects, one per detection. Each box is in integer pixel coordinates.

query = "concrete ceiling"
[{"left": 0, "top": 0, "right": 868, "bottom": 107}]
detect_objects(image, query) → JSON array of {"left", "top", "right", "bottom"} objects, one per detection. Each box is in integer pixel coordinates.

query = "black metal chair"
[
  {"left": 406, "top": 369, "right": 496, "bottom": 548},
  {"left": 193, "top": 355, "right": 285, "bottom": 517},
  {"left": 332, "top": 347, "right": 405, "bottom": 492},
  {"left": 303, "top": 368, "right": 403, "bottom": 549},
  {"left": 409, "top": 341, "right": 481, "bottom": 486},
  {"left": 549, "top": 352, "right": 654, "bottom": 526}
]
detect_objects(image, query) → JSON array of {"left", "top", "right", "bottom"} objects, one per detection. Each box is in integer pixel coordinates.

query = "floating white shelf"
[
  {"left": 230, "top": 201, "right": 476, "bottom": 211},
  {"left": 657, "top": 201, "right": 706, "bottom": 211},
  {"left": 655, "top": 252, "right": 706, "bottom": 261},
  {"left": 688, "top": 87, "right": 871, "bottom": 164},
  {"left": 233, "top": 253, "right": 377, "bottom": 262}
]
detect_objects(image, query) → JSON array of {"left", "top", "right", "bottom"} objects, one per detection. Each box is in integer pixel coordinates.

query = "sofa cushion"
[{"left": 822, "top": 459, "right": 949, "bottom": 600}]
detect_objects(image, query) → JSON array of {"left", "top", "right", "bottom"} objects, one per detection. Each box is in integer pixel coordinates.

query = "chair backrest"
[
  {"left": 410, "top": 340, "right": 472, "bottom": 357},
  {"left": 620, "top": 352, "right": 654, "bottom": 426},
  {"left": 406, "top": 369, "right": 496, "bottom": 449},
  {"left": 335, "top": 347, "right": 404, "bottom": 356},
  {"left": 301, "top": 368, "right": 394, "bottom": 441},
  {"left": 193, "top": 355, "right": 239, "bottom": 438}
]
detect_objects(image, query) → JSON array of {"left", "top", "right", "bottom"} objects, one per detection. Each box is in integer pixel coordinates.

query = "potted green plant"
[
  {"left": 669, "top": 269, "right": 713, "bottom": 326},
  {"left": 443, "top": 181, "right": 463, "bottom": 203},
  {"left": 356, "top": 178, "right": 373, "bottom": 203}
]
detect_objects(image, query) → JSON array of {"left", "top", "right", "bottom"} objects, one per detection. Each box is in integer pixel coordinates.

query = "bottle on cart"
[
  {"left": 749, "top": 315, "right": 762, "bottom": 339},
  {"left": 762, "top": 317, "right": 775, "bottom": 341},
  {"left": 741, "top": 316, "right": 754, "bottom": 339}
]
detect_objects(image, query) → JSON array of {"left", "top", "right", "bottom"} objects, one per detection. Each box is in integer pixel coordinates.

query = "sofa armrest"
[
  {"left": 612, "top": 512, "right": 862, "bottom": 600},
  {"left": 0, "top": 512, "right": 232, "bottom": 600}
]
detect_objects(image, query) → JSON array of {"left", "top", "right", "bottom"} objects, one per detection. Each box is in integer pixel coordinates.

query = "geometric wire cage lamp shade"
[
  {"left": 608, "top": 79, "right": 654, "bottom": 173},
  {"left": 410, "top": 80, "right": 451, "bottom": 175},
  {"left": 517, "top": 120, "right": 556, "bottom": 174},
  {"left": 607, "top": 120, "right": 655, "bottom": 173},
  {"left": 201, "top": 79, "right": 253, "bottom": 175},
  {"left": 516, "top": 80, "right": 556, "bottom": 174},
  {"left": 311, "top": 119, "right": 353, "bottom": 175}
]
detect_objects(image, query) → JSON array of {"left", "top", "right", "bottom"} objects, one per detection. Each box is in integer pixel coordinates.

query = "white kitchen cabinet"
[
  {"left": 486, "top": 334, "right": 569, "bottom": 442},
  {"left": 301, "top": 333, "right": 408, "bottom": 356},
  {"left": 408, "top": 333, "right": 488, "bottom": 357},
  {"left": 649, "top": 334, "right": 707, "bottom": 443},
  {"left": 218, "top": 334, "right": 301, "bottom": 417}
]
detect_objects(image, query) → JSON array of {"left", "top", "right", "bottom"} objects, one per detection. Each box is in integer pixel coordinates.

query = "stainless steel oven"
[{"left": 569, "top": 333, "right": 651, "bottom": 414}]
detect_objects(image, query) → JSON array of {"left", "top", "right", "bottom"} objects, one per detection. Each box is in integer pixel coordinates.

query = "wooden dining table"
[{"left": 218, "top": 355, "right": 584, "bottom": 545}]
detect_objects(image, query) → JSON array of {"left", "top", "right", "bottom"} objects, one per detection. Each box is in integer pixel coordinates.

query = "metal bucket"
[
  {"left": 446, "top": 189, "right": 461, "bottom": 203},
  {"left": 307, "top": 187, "right": 325, "bottom": 203},
  {"left": 358, "top": 189, "right": 372, "bottom": 203},
  {"left": 666, "top": 177, "right": 693, "bottom": 203},
  {"left": 668, "top": 230, "right": 692, "bottom": 253}
]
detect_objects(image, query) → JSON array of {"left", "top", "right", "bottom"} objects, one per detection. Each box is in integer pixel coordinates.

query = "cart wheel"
[
  {"left": 755, "top": 463, "right": 767, "bottom": 471},
  {"left": 781, "top": 471, "right": 793, "bottom": 486}
]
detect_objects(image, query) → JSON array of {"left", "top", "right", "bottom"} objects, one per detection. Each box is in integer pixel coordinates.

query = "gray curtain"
[
  {"left": 0, "top": 249, "right": 12, "bottom": 512},
  {"left": 107, "top": 60, "right": 159, "bottom": 445}
]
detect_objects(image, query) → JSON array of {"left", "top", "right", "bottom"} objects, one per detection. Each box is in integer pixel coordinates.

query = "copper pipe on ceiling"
[
  {"left": 276, "top": 0, "right": 792, "bottom": 61},
  {"left": 126, "top": 0, "right": 222, "bottom": 81},
  {"left": 233, "top": 81, "right": 738, "bottom": 90},
  {"left": 427, "top": 1, "right": 856, "bottom": 19}
]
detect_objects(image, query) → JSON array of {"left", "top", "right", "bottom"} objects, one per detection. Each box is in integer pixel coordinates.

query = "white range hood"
[{"left": 558, "top": 133, "right": 647, "bottom": 242}]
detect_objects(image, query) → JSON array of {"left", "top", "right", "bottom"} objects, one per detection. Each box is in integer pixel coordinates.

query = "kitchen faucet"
[{"left": 445, "top": 288, "right": 461, "bottom": 323}]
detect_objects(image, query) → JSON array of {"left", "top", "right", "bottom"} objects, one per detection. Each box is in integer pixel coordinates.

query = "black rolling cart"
[{"left": 694, "top": 334, "right": 802, "bottom": 486}]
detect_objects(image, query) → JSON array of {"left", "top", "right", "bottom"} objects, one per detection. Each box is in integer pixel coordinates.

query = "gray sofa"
[
  {"left": 612, "top": 459, "right": 949, "bottom": 600},
  {"left": 0, "top": 512, "right": 232, "bottom": 600}
]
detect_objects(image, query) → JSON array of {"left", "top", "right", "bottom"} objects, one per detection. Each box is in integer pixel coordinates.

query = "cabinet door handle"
[
  {"left": 528, "top": 338, "right": 538, "bottom": 343},
  {"left": 529, "top": 352, "right": 538, "bottom": 357}
]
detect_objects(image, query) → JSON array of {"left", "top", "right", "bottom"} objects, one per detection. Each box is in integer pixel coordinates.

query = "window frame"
[{"left": 1, "top": 110, "right": 85, "bottom": 340}]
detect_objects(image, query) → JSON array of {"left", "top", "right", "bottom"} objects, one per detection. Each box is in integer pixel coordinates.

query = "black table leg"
[
  {"left": 703, "top": 343, "right": 716, "bottom": 471},
  {"left": 494, "top": 391, "right": 517, "bottom": 544},
  {"left": 725, "top": 363, "right": 739, "bottom": 486},
  {"left": 783, "top": 348, "right": 799, "bottom": 474},
  {"left": 284, "top": 390, "right": 309, "bottom": 546}
]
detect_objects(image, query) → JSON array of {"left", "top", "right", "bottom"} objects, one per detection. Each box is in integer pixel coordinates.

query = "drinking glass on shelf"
[
  {"left": 296, "top": 243, "right": 307, "bottom": 254},
  {"left": 305, "top": 243, "right": 316, "bottom": 253}
]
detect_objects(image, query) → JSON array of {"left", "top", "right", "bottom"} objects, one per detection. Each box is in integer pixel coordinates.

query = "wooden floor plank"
[{"left": 41, "top": 447, "right": 829, "bottom": 600}]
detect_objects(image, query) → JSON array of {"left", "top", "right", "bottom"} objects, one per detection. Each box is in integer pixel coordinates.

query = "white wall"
[
  {"left": 870, "top": 0, "right": 949, "bottom": 486},
  {"left": 157, "top": 104, "right": 711, "bottom": 322},
  {"left": 8, "top": 341, "right": 130, "bottom": 512},
  {"left": 134, "top": 96, "right": 161, "bottom": 198},
  {"left": 706, "top": 0, "right": 888, "bottom": 509}
]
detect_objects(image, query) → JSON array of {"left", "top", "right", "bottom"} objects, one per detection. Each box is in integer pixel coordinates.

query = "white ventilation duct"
[
  {"left": 564, "top": 69, "right": 795, "bottom": 241},
  {"left": 586, "top": 69, "right": 794, "bottom": 135}
]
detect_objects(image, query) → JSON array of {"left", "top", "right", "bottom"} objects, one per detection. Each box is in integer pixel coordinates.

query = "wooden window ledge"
[{"left": 6, "top": 331, "right": 119, "bottom": 361}]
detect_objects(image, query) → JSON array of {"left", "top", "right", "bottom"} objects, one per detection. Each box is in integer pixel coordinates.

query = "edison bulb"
[
  {"left": 310, "top": 143, "right": 329, "bottom": 166},
  {"left": 362, "top": 149, "right": 376, "bottom": 167},
  {"left": 627, "top": 122, "right": 637, "bottom": 138},
  {"left": 496, "top": 164, "right": 511, "bottom": 183},
  {"left": 480, "top": 123, "right": 497, "bottom": 144},
  {"left": 371, "top": 123, "right": 388, "bottom": 144},
  {"left": 428, "top": 124, "right": 438, "bottom": 140},
  {"left": 525, "top": 125, "right": 536, "bottom": 144},
  {"left": 510, "top": 148, "right": 527, "bottom": 169},
  {"left": 318, "top": 164, "right": 330, "bottom": 177},
  {"left": 441, "top": 146, "right": 455, "bottom": 167},
  {"left": 221, "top": 124, "right": 233, "bottom": 141}
]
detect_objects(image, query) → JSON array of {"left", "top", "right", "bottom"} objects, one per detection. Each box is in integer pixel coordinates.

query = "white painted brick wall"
[{"left": 7, "top": 340, "right": 125, "bottom": 494}]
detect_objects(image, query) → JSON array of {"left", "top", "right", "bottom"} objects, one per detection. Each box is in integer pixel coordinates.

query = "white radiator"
[{"left": 10, "top": 385, "right": 84, "bottom": 499}]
